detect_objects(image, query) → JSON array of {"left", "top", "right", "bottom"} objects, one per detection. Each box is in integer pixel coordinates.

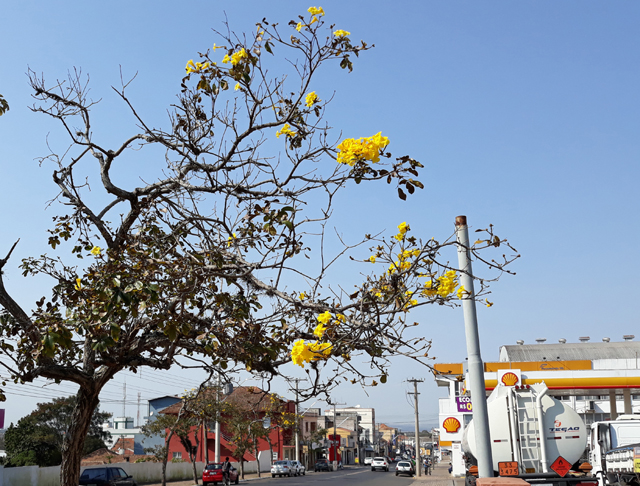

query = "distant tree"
[
  {"left": 0, "top": 6, "right": 516, "bottom": 486},
  {"left": 4, "top": 396, "right": 110, "bottom": 467}
]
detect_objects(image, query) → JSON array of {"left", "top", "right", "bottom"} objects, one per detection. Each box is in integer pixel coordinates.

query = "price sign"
[{"left": 498, "top": 461, "right": 519, "bottom": 476}]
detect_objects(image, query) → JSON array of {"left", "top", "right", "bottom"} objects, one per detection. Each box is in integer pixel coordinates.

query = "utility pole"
[
  {"left": 215, "top": 374, "right": 221, "bottom": 463},
  {"left": 327, "top": 399, "right": 346, "bottom": 471},
  {"left": 408, "top": 378, "right": 424, "bottom": 477},
  {"left": 292, "top": 379, "right": 306, "bottom": 463},
  {"left": 455, "top": 215, "right": 493, "bottom": 478}
]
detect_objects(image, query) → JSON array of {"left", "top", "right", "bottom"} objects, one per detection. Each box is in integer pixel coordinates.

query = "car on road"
[
  {"left": 395, "top": 460, "right": 415, "bottom": 477},
  {"left": 271, "top": 460, "right": 296, "bottom": 477},
  {"left": 202, "top": 463, "right": 240, "bottom": 485},
  {"left": 363, "top": 456, "right": 373, "bottom": 465},
  {"left": 79, "top": 467, "right": 137, "bottom": 486},
  {"left": 290, "top": 460, "right": 306, "bottom": 475},
  {"left": 371, "top": 456, "right": 390, "bottom": 472},
  {"left": 314, "top": 458, "right": 331, "bottom": 471}
]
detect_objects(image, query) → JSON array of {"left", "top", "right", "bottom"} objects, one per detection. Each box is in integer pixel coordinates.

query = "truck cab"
[{"left": 589, "top": 415, "right": 640, "bottom": 486}]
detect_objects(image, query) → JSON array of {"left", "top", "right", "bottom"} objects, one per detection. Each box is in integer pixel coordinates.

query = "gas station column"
[
  {"left": 610, "top": 390, "right": 618, "bottom": 420},
  {"left": 623, "top": 389, "right": 632, "bottom": 414}
]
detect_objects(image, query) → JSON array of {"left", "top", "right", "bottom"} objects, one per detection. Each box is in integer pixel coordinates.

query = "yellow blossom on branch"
[
  {"left": 369, "top": 255, "right": 376, "bottom": 263},
  {"left": 299, "top": 292, "right": 307, "bottom": 300},
  {"left": 456, "top": 285, "right": 467, "bottom": 300},
  {"left": 296, "top": 22, "right": 304, "bottom": 32},
  {"left": 305, "top": 91, "right": 320, "bottom": 108},
  {"left": 186, "top": 60, "right": 211, "bottom": 74},
  {"left": 317, "top": 311, "right": 332, "bottom": 324},
  {"left": 90, "top": 246, "right": 102, "bottom": 256},
  {"left": 334, "top": 29, "right": 350, "bottom": 37},
  {"left": 291, "top": 339, "right": 314, "bottom": 367},
  {"left": 313, "top": 322, "right": 327, "bottom": 338},
  {"left": 336, "top": 132, "right": 389, "bottom": 166},
  {"left": 308, "top": 6, "right": 325, "bottom": 16},
  {"left": 276, "top": 123, "right": 297, "bottom": 139},
  {"left": 74, "top": 278, "right": 82, "bottom": 291},
  {"left": 394, "top": 221, "right": 409, "bottom": 241}
]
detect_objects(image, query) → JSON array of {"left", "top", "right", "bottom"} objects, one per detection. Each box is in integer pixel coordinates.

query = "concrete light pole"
[
  {"left": 408, "top": 378, "right": 424, "bottom": 477},
  {"left": 455, "top": 215, "right": 493, "bottom": 478}
]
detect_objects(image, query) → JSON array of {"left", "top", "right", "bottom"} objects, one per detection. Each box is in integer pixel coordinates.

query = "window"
[
  {"left": 310, "top": 423, "right": 316, "bottom": 432},
  {"left": 172, "top": 452, "right": 182, "bottom": 459},
  {"left": 305, "top": 422, "right": 309, "bottom": 432}
]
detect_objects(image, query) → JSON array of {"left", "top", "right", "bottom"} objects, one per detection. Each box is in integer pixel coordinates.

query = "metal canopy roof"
[{"left": 499, "top": 341, "right": 640, "bottom": 362}]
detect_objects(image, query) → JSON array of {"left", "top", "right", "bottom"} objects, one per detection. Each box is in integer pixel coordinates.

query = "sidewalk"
[
  {"left": 140, "top": 470, "right": 264, "bottom": 486},
  {"left": 412, "top": 463, "right": 465, "bottom": 486}
]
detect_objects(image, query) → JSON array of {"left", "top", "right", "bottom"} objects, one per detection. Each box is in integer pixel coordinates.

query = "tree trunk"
[
  {"left": 254, "top": 435, "right": 261, "bottom": 478},
  {"left": 162, "top": 428, "right": 176, "bottom": 486},
  {"left": 59, "top": 384, "right": 101, "bottom": 486}
]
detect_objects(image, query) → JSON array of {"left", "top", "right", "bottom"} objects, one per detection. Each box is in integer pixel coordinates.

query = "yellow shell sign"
[
  {"left": 501, "top": 372, "right": 519, "bottom": 386},
  {"left": 443, "top": 416, "right": 461, "bottom": 433}
]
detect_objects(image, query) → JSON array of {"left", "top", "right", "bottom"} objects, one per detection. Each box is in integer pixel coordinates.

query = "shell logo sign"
[
  {"left": 501, "top": 372, "right": 519, "bottom": 387},
  {"left": 443, "top": 417, "right": 461, "bottom": 433}
]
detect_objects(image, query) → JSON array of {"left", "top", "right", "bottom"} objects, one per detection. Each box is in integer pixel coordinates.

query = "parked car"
[
  {"left": 314, "top": 458, "right": 332, "bottom": 471},
  {"left": 290, "top": 460, "right": 306, "bottom": 475},
  {"left": 202, "top": 462, "right": 240, "bottom": 486},
  {"left": 271, "top": 460, "right": 296, "bottom": 477},
  {"left": 363, "top": 456, "right": 373, "bottom": 465},
  {"left": 395, "top": 460, "right": 415, "bottom": 477},
  {"left": 371, "top": 456, "right": 390, "bottom": 472},
  {"left": 79, "top": 467, "right": 137, "bottom": 486}
]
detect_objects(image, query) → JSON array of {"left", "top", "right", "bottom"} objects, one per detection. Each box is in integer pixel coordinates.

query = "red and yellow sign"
[
  {"left": 501, "top": 372, "right": 519, "bottom": 386},
  {"left": 442, "top": 417, "right": 461, "bottom": 433},
  {"left": 499, "top": 461, "right": 519, "bottom": 476}
]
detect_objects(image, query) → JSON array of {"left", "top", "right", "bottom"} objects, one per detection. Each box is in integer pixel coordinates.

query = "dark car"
[
  {"left": 314, "top": 458, "right": 331, "bottom": 472},
  {"left": 79, "top": 467, "right": 137, "bottom": 486},
  {"left": 202, "top": 463, "right": 240, "bottom": 485}
]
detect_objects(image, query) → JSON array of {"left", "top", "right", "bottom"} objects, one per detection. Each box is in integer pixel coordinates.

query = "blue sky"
[{"left": 1, "top": 1, "right": 639, "bottom": 432}]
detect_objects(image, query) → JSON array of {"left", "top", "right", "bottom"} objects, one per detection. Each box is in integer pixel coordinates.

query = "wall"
[{"left": 0, "top": 459, "right": 266, "bottom": 486}]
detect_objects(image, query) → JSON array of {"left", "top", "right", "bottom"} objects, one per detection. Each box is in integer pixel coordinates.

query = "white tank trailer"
[{"left": 463, "top": 382, "right": 591, "bottom": 482}]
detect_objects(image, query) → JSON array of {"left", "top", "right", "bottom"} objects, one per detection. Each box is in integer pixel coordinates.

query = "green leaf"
[
  {"left": 265, "top": 42, "right": 273, "bottom": 54},
  {"left": 380, "top": 374, "right": 387, "bottom": 384}
]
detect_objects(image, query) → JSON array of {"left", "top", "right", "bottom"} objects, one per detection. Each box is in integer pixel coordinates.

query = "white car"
[
  {"left": 395, "top": 460, "right": 415, "bottom": 476},
  {"left": 371, "top": 456, "right": 390, "bottom": 472},
  {"left": 363, "top": 456, "right": 373, "bottom": 465},
  {"left": 290, "top": 460, "right": 306, "bottom": 475},
  {"left": 271, "top": 460, "right": 296, "bottom": 477}
]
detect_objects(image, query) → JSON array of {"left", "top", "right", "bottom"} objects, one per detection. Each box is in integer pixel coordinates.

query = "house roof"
[{"left": 160, "top": 386, "right": 289, "bottom": 415}]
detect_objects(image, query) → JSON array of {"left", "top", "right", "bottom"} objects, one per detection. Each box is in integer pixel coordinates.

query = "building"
[
  {"left": 102, "top": 416, "right": 146, "bottom": 455},
  {"left": 434, "top": 336, "right": 640, "bottom": 477},
  {"left": 160, "top": 386, "right": 295, "bottom": 464},
  {"left": 325, "top": 406, "right": 376, "bottom": 463}
]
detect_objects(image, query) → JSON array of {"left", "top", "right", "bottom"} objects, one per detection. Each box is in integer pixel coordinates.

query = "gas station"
[{"left": 433, "top": 338, "right": 640, "bottom": 476}]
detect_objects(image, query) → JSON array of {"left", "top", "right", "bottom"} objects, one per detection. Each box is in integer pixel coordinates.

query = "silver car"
[{"left": 271, "top": 460, "right": 296, "bottom": 477}]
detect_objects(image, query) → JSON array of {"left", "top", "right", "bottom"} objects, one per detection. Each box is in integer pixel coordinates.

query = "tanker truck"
[{"left": 463, "top": 382, "right": 596, "bottom": 486}]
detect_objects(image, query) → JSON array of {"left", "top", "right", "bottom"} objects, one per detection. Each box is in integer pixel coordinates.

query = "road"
[{"left": 263, "top": 467, "right": 415, "bottom": 486}]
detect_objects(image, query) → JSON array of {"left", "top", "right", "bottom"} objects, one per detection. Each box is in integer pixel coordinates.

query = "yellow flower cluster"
[
  {"left": 334, "top": 29, "right": 350, "bottom": 37},
  {"left": 308, "top": 6, "right": 325, "bottom": 16},
  {"left": 305, "top": 91, "right": 320, "bottom": 107},
  {"left": 394, "top": 222, "right": 409, "bottom": 241},
  {"left": 313, "top": 311, "right": 344, "bottom": 338},
  {"left": 291, "top": 339, "right": 332, "bottom": 367},
  {"left": 90, "top": 246, "right": 102, "bottom": 256},
  {"left": 276, "top": 123, "right": 297, "bottom": 139},
  {"left": 222, "top": 48, "right": 248, "bottom": 66},
  {"left": 336, "top": 132, "right": 389, "bottom": 166},
  {"left": 423, "top": 270, "right": 459, "bottom": 298},
  {"left": 186, "top": 60, "right": 211, "bottom": 74}
]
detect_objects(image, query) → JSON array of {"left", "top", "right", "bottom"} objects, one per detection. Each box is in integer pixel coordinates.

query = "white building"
[
  {"left": 325, "top": 406, "right": 377, "bottom": 460},
  {"left": 102, "top": 416, "right": 146, "bottom": 455}
]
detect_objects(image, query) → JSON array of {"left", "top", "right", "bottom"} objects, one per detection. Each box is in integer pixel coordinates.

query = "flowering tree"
[{"left": 0, "top": 6, "right": 516, "bottom": 486}]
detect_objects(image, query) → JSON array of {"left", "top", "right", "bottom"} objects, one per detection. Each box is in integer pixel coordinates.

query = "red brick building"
[{"left": 160, "top": 386, "right": 295, "bottom": 464}]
